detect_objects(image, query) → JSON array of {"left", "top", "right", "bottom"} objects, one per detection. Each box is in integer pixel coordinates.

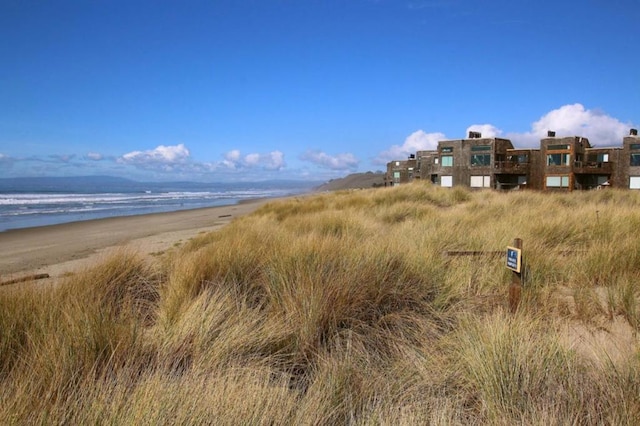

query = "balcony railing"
[
  {"left": 494, "top": 161, "right": 530, "bottom": 173},
  {"left": 573, "top": 161, "right": 613, "bottom": 174}
]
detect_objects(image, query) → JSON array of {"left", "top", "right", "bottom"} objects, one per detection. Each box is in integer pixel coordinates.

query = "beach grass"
[{"left": 2, "top": 182, "right": 640, "bottom": 424}]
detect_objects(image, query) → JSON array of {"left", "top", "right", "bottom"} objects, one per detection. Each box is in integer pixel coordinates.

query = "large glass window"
[
  {"left": 441, "top": 156, "right": 453, "bottom": 167},
  {"left": 471, "top": 154, "right": 491, "bottom": 166},
  {"left": 548, "top": 144, "right": 570, "bottom": 150},
  {"left": 589, "top": 153, "right": 610, "bottom": 163},
  {"left": 631, "top": 153, "right": 640, "bottom": 166},
  {"left": 546, "top": 176, "right": 569, "bottom": 188},
  {"left": 547, "top": 153, "right": 570, "bottom": 166}
]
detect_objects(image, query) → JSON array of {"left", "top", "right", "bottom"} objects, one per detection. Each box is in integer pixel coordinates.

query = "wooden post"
[{"left": 508, "top": 238, "right": 523, "bottom": 313}]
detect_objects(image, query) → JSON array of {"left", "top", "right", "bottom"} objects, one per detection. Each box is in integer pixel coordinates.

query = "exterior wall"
[
  {"left": 540, "top": 136, "right": 590, "bottom": 191},
  {"left": 577, "top": 147, "right": 619, "bottom": 189},
  {"left": 623, "top": 134, "right": 640, "bottom": 189},
  {"left": 416, "top": 150, "right": 438, "bottom": 183},
  {"left": 496, "top": 148, "right": 541, "bottom": 190},
  {"left": 384, "top": 159, "right": 417, "bottom": 186}
]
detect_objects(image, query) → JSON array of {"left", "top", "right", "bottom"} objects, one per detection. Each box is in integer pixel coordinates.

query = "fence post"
[{"left": 508, "top": 238, "right": 523, "bottom": 313}]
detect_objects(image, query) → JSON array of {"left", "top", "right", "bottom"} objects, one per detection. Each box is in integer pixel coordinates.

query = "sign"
[{"left": 506, "top": 246, "right": 522, "bottom": 273}]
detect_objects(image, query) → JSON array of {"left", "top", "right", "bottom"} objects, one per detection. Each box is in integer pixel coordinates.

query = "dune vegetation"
[{"left": 2, "top": 182, "right": 640, "bottom": 424}]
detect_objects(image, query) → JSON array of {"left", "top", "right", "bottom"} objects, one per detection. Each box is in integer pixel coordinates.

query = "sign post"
[{"left": 507, "top": 238, "right": 523, "bottom": 313}]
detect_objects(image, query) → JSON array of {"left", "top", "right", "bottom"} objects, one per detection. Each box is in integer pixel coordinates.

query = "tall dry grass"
[{"left": 2, "top": 182, "right": 640, "bottom": 424}]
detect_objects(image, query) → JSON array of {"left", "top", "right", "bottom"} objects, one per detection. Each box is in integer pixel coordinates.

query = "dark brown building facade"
[{"left": 386, "top": 129, "right": 640, "bottom": 191}]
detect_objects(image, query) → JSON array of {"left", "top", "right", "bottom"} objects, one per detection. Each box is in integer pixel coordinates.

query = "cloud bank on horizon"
[{"left": 0, "top": 104, "right": 635, "bottom": 181}]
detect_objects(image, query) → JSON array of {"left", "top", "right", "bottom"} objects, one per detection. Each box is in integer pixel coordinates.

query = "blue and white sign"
[{"left": 506, "top": 246, "right": 522, "bottom": 273}]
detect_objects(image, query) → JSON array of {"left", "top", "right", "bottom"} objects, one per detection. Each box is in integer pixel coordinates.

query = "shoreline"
[{"left": 0, "top": 197, "right": 275, "bottom": 283}]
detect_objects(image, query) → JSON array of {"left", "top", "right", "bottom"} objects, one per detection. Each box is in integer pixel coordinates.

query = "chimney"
[
  {"left": 468, "top": 131, "right": 482, "bottom": 139},
  {"left": 547, "top": 131, "right": 556, "bottom": 137},
  {"left": 631, "top": 128, "right": 638, "bottom": 136}
]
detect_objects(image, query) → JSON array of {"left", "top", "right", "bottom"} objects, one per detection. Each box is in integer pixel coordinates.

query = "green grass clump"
[{"left": 2, "top": 182, "right": 640, "bottom": 424}]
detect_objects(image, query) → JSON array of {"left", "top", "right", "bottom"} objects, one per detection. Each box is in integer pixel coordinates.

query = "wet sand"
[{"left": 0, "top": 198, "right": 272, "bottom": 284}]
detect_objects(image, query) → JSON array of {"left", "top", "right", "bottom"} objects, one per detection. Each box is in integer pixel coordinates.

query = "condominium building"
[{"left": 385, "top": 129, "right": 640, "bottom": 191}]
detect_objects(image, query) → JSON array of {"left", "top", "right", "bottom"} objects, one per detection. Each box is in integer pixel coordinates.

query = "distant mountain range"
[
  {"left": 0, "top": 176, "right": 322, "bottom": 193},
  {"left": 0, "top": 173, "right": 386, "bottom": 193}
]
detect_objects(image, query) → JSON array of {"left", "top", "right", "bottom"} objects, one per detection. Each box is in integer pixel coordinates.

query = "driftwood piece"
[{"left": 0, "top": 273, "right": 50, "bottom": 286}]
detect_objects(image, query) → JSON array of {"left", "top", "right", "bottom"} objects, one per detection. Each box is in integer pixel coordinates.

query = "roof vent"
[
  {"left": 547, "top": 131, "right": 556, "bottom": 137},
  {"left": 468, "top": 131, "right": 482, "bottom": 139},
  {"left": 409, "top": 154, "right": 415, "bottom": 159},
  {"left": 631, "top": 128, "right": 638, "bottom": 136}
]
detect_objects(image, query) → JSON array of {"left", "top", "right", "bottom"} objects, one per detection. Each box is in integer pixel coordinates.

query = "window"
[
  {"left": 547, "top": 153, "right": 570, "bottom": 166},
  {"left": 631, "top": 153, "right": 640, "bottom": 166},
  {"left": 393, "top": 171, "right": 400, "bottom": 179},
  {"left": 470, "top": 176, "right": 491, "bottom": 188},
  {"left": 434, "top": 157, "right": 439, "bottom": 165},
  {"left": 589, "top": 153, "right": 609, "bottom": 163},
  {"left": 517, "top": 154, "right": 529, "bottom": 163},
  {"left": 630, "top": 177, "right": 640, "bottom": 189},
  {"left": 441, "top": 176, "right": 453, "bottom": 187},
  {"left": 546, "top": 176, "right": 569, "bottom": 188},
  {"left": 548, "top": 144, "right": 570, "bottom": 150},
  {"left": 471, "top": 154, "right": 491, "bottom": 166},
  {"left": 630, "top": 144, "right": 640, "bottom": 151},
  {"left": 441, "top": 156, "right": 453, "bottom": 167},
  {"left": 395, "top": 161, "right": 400, "bottom": 166}
]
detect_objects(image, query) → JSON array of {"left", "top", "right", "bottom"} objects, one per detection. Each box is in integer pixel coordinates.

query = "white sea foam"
[{"left": 0, "top": 186, "right": 304, "bottom": 231}]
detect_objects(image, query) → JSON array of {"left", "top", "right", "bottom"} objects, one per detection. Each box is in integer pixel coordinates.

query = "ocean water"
[{"left": 0, "top": 178, "right": 317, "bottom": 232}]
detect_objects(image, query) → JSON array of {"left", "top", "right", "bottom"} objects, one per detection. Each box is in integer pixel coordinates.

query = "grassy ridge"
[{"left": 2, "top": 183, "right": 640, "bottom": 424}]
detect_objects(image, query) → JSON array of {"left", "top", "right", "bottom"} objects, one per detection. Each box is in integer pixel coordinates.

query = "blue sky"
[{"left": 1, "top": 0, "right": 638, "bottom": 182}]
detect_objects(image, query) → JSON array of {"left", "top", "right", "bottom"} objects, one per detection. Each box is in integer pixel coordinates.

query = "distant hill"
[
  {"left": 315, "top": 172, "right": 385, "bottom": 191},
  {"left": 0, "top": 176, "right": 321, "bottom": 193}
]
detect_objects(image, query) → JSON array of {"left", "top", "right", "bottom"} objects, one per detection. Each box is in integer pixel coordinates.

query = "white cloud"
[
  {"left": 49, "top": 154, "right": 75, "bottom": 162},
  {"left": 507, "top": 104, "right": 631, "bottom": 147},
  {"left": 300, "top": 150, "right": 359, "bottom": 170},
  {"left": 120, "top": 144, "right": 190, "bottom": 164},
  {"left": 86, "top": 152, "right": 103, "bottom": 161},
  {"left": 261, "top": 151, "right": 286, "bottom": 170},
  {"left": 464, "top": 104, "right": 632, "bottom": 148},
  {"left": 222, "top": 150, "right": 286, "bottom": 170},
  {"left": 374, "top": 130, "right": 445, "bottom": 165},
  {"left": 465, "top": 124, "right": 503, "bottom": 138}
]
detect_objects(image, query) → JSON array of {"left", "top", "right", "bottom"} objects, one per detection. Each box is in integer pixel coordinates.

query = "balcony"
[
  {"left": 573, "top": 161, "right": 613, "bottom": 174},
  {"left": 494, "top": 161, "right": 530, "bottom": 174}
]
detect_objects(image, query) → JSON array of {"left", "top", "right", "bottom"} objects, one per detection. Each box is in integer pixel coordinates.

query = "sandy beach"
[{"left": 0, "top": 198, "right": 272, "bottom": 285}]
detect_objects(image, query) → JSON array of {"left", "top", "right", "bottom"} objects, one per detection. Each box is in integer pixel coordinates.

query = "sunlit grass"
[{"left": 2, "top": 182, "right": 640, "bottom": 424}]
